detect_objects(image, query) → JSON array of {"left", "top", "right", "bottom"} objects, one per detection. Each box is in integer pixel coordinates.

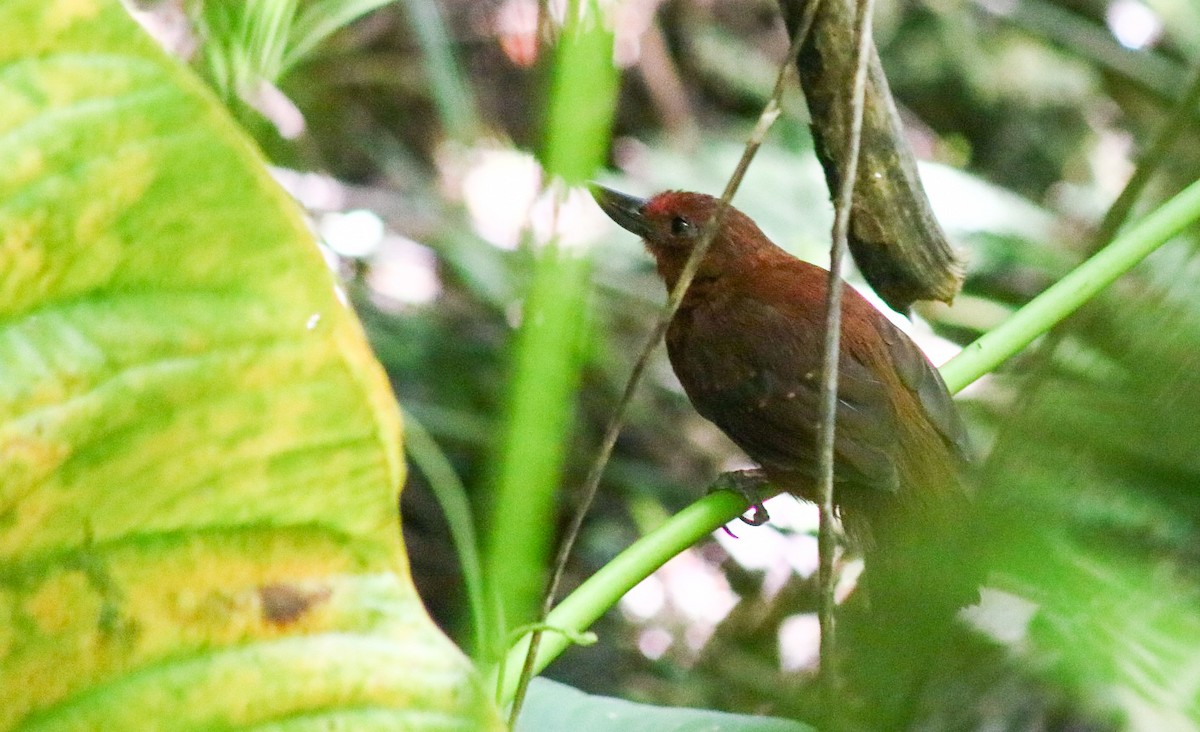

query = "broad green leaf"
[
  {"left": 516, "top": 678, "right": 815, "bottom": 732},
  {"left": 0, "top": 0, "right": 500, "bottom": 729}
]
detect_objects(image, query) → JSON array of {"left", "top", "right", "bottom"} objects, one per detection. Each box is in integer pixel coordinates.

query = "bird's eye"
[{"left": 670, "top": 216, "right": 692, "bottom": 236}]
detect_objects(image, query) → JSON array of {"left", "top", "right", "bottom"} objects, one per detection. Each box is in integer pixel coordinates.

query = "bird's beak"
[{"left": 590, "top": 184, "right": 653, "bottom": 239}]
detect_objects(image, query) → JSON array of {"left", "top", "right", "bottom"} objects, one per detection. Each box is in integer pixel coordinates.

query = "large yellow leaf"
[{"left": 0, "top": 0, "right": 499, "bottom": 728}]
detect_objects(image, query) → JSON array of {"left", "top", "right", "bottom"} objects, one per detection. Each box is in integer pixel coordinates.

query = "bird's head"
[{"left": 591, "top": 186, "right": 780, "bottom": 289}]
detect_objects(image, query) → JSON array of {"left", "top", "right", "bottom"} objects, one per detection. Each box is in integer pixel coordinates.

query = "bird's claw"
[{"left": 710, "top": 469, "right": 771, "bottom": 530}]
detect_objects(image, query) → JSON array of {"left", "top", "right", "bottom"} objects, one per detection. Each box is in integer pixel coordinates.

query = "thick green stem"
[
  {"left": 940, "top": 176, "right": 1200, "bottom": 394},
  {"left": 492, "top": 490, "right": 749, "bottom": 704},
  {"left": 484, "top": 246, "right": 591, "bottom": 656}
]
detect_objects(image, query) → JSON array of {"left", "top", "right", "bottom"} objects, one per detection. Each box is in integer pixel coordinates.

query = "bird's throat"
[{"left": 653, "top": 250, "right": 722, "bottom": 298}]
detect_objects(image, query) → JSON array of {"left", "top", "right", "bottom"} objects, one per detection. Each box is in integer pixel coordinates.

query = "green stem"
[
  {"left": 396, "top": 0, "right": 481, "bottom": 144},
  {"left": 491, "top": 490, "right": 748, "bottom": 704},
  {"left": 483, "top": 245, "right": 591, "bottom": 657},
  {"left": 401, "top": 411, "right": 489, "bottom": 658},
  {"left": 940, "top": 176, "right": 1200, "bottom": 394},
  {"left": 502, "top": 0, "right": 619, "bottom": 721}
]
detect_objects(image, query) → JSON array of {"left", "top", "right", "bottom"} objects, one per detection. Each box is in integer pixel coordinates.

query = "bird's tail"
[{"left": 834, "top": 488, "right": 982, "bottom": 730}]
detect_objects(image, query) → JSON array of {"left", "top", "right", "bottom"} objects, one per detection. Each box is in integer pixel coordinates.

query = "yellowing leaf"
[{"left": 0, "top": 1, "right": 500, "bottom": 728}]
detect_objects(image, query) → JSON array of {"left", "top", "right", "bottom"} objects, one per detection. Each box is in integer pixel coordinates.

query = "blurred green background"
[{"left": 133, "top": 0, "right": 1200, "bottom": 728}]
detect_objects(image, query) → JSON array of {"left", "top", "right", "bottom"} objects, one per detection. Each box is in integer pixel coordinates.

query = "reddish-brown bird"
[
  {"left": 592, "top": 186, "right": 973, "bottom": 605},
  {"left": 594, "top": 186, "right": 975, "bottom": 725}
]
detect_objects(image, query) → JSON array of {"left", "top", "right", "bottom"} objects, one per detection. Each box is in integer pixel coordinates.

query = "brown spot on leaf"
[{"left": 259, "top": 583, "right": 330, "bottom": 626}]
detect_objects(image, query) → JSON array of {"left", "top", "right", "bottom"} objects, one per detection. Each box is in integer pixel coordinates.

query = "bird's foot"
[{"left": 709, "top": 469, "right": 771, "bottom": 531}]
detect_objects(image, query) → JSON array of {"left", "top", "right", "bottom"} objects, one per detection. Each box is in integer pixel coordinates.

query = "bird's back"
[{"left": 665, "top": 255, "right": 968, "bottom": 522}]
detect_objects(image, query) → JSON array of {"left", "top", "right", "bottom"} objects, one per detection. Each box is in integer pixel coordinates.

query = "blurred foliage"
[{"left": 154, "top": 0, "right": 1200, "bottom": 727}]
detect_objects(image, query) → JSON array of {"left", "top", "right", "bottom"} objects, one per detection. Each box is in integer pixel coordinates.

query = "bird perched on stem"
[{"left": 593, "top": 185, "right": 977, "bottom": 727}]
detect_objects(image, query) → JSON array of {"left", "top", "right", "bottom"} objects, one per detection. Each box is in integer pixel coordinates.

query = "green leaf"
[
  {"left": 286, "top": 0, "right": 402, "bottom": 74},
  {"left": 539, "top": 0, "right": 619, "bottom": 184},
  {"left": 971, "top": 234, "right": 1200, "bottom": 727},
  {"left": 0, "top": 0, "right": 499, "bottom": 728},
  {"left": 388, "top": 0, "right": 480, "bottom": 144},
  {"left": 516, "top": 678, "right": 815, "bottom": 732}
]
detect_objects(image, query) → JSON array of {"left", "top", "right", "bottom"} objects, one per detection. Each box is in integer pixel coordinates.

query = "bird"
[{"left": 592, "top": 185, "right": 977, "bottom": 727}]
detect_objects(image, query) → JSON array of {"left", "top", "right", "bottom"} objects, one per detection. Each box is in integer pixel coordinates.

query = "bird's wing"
[
  {"left": 667, "top": 294, "right": 902, "bottom": 493},
  {"left": 878, "top": 321, "right": 972, "bottom": 461}
]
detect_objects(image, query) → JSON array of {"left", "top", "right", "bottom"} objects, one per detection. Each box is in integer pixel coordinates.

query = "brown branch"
[
  {"left": 814, "top": 0, "right": 875, "bottom": 692},
  {"left": 779, "top": 0, "right": 962, "bottom": 313}
]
